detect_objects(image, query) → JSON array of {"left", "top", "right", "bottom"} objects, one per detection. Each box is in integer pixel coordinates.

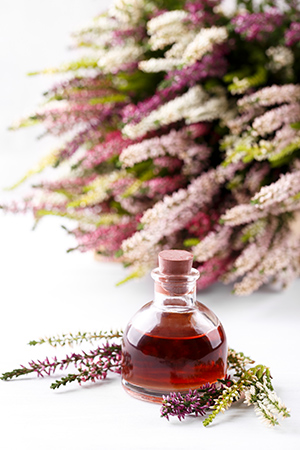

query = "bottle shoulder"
[{"left": 125, "top": 299, "right": 223, "bottom": 339}]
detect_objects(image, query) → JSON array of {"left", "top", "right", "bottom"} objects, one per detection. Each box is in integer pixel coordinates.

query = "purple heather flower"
[
  {"left": 121, "top": 45, "right": 228, "bottom": 126},
  {"left": 39, "top": 102, "right": 125, "bottom": 136},
  {"left": 165, "top": 45, "right": 228, "bottom": 88},
  {"left": 111, "top": 26, "right": 146, "bottom": 46},
  {"left": 185, "top": 1, "right": 222, "bottom": 27},
  {"left": 232, "top": 8, "right": 284, "bottom": 42},
  {"left": 161, "top": 381, "right": 226, "bottom": 421},
  {"left": 285, "top": 21, "right": 300, "bottom": 47}
]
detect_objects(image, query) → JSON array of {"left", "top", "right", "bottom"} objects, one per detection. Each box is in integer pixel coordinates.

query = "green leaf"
[
  {"left": 290, "top": 122, "right": 300, "bottom": 130},
  {"left": 183, "top": 238, "right": 200, "bottom": 247},
  {"left": 115, "top": 249, "right": 124, "bottom": 258}
]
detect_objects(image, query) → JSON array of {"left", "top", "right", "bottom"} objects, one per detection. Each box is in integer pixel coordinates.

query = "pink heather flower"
[
  {"left": 80, "top": 130, "right": 130, "bottom": 169},
  {"left": 227, "top": 107, "right": 265, "bottom": 135},
  {"left": 222, "top": 218, "right": 278, "bottom": 284},
  {"left": 270, "top": 124, "right": 300, "bottom": 157},
  {"left": 1, "top": 198, "right": 71, "bottom": 218},
  {"left": 121, "top": 163, "right": 242, "bottom": 264},
  {"left": 109, "top": 177, "right": 133, "bottom": 196},
  {"left": 121, "top": 86, "right": 179, "bottom": 126},
  {"left": 58, "top": 125, "right": 104, "bottom": 162},
  {"left": 252, "top": 103, "right": 300, "bottom": 137},
  {"left": 110, "top": 25, "right": 146, "bottom": 46},
  {"left": 109, "top": 61, "right": 140, "bottom": 76},
  {"left": 185, "top": 209, "right": 220, "bottom": 239},
  {"left": 164, "top": 45, "right": 228, "bottom": 87},
  {"left": 193, "top": 226, "right": 232, "bottom": 262},
  {"left": 233, "top": 232, "right": 299, "bottom": 296},
  {"left": 39, "top": 103, "right": 125, "bottom": 136},
  {"left": 57, "top": 88, "right": 118, "bottom": 102},
  {"left": 46, "top": 75, "right": 112, "bottom": 98},
  {"left": 237, "top": 84, "right": 300, "bottom": 111},
  {"left": 36, "top": 174, "right": 98, "bottom": 194},
  {"left": 119, "top": 123, "right": 211, "bottom": 169},
  {"left": 285, "top": 22, "right": 300, "bottom": 47},
  {"left": 252, "top": 171, "right": 300, "bottom": 210},
  {"left": 232, "top": 9, "right": 284, "bottom": 42},
  {"left": 243, "top": 163, "right": 269, "bottom": 194},
  {"left": 152, "top": 156, "right": 183, "bottom": 172},
  {"left": 73, "top": 217, "right": 139, "bottom": 253},
  {"left": 185, "top": 1, "right": 222, "bottom": 27},
  {"left": 196, "top": 255, "right": 234, "bottom": 290},
  {"left": 220, "top": 203, "right": 267, "bottom": 226},
  {"left": 142, "top": 175, "right": 185, "bottom": 198}
]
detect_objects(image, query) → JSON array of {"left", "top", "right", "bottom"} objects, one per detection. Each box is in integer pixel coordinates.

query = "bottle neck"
[{"left": 151, "top": 267, "right": 199, "bottom": 311}]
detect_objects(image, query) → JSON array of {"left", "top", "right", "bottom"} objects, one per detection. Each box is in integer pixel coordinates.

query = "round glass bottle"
[{"left": 121, "top": 250, "right": 227, "bottom": 403}]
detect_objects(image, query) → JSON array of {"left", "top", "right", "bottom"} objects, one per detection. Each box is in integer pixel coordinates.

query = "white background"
[{"left": 0, "top": 1, "right": 299, "bottom": 449}]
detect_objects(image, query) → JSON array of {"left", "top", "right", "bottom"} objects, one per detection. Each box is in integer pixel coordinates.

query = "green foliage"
[{"left": 183, "top": 238, "right": 200, "bottom": 247}]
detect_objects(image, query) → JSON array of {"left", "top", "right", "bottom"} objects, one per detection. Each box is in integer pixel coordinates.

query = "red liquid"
[{"left": 122, "top": 313, "right": 227, "bottom": 394}]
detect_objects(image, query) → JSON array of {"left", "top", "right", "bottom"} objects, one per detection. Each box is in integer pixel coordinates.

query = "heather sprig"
[
  {"left": 203, "top": 364, "right": 290, "bottom": 427},
  {"left": 50, "top": 347, "right": 122, "bottom": 389},
  {"left": 28, "top": 330, "right": 123, "bottom": 347},
  {"left": 161, "top": 379, "right": 232, "bottom": 421},
  {"left": 161, "top": 348, "right": 290, "bottom": 427},
  {"left": 1, "top": 334, "right": 289, "bottom": 427},
  {"left": 0, "top": 342, "right": 122, "bottom": 386}
]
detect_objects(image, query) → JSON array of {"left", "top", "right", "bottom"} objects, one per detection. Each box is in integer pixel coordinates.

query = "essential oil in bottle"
[{"left": 121, "top": 249, "right": 227, "bottom": 403}]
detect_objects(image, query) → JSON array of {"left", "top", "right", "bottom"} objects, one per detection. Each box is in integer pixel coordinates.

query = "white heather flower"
[
  {"left": 109, "top": 0, "right": 154, "bottom": 25},
  {"left": 147, "top": 10, "right": 189, "bottom": 50},
  {"left": 238, "top": 84, "right": 300, "bottom": 111},
  {"left": 139, "top": 57, "right": 182, "bottom": 73},
  {"left": 227, "top": 107, "right": 264, "bottom": 135},
  {"left": 122, "top": 164, "right": 241, "bottom": 264},
  {"left": 98, "top": 43, "right": 144, "bottom": 73},
  {"left": 183, "top": 27, "right": 228, "bottom": 65},
  {"left": 185, "top": 96, "right": 229, "bottom": 124},
  {"left": 233, "top": 232, "right": 300, "bottom": 295},
  {"left": 266, "top": 46, "right": 294, "bottom": 72},
  {"left": 252, "top": 171, "right": 300, "bottom": 210},
  {"left": 221, "top": 203, "right": 267, "bottom": 226},
  {"left": 122, "top": 85, "right": 208, "bottom": 139},
  {"left": 120, "top": 126, "right": 210, "bottom": 169},
  {"left": 147, "top": 10, "right": 189, "bottom": 34},
  {"left": 222, "top": 219, "right": 277, "bottom": 284},
  {"left": 92, "top": 16, "right": 120, "bottom": 31},
  {"left": 193, "top": 227, "right": 232, "bottom": 262},
  {"left": 252, "top": 103, "right": 300, "bottom": 137},
  {"left": 165, "top": 32, "right": 196, "bottom": 59}
]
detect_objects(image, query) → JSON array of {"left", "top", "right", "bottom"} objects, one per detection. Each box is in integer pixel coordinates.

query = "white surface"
[{"left": 0, "top": 2, "right": 299, "bottom": 449}]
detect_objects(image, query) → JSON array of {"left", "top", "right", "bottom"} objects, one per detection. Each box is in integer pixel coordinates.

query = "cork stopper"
[{"left": 158, "top": 249, "right": 193, "bottom": 275}]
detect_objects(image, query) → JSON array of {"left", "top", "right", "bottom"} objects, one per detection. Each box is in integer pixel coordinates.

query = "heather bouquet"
[
  {"left": 0, "top": 330, "right": 290, "bottom": 427},
  {"left": 5, "top": 0, "right": 300, "bottom": 294}
]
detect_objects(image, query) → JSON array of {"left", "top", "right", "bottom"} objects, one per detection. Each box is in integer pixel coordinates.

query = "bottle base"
[{"left": 121, "top": 378, "right": 201, "bottom": 403}]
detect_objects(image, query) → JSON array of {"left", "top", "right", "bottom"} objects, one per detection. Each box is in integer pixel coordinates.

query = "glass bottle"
[{"left": 121, "top": 250, "right": 227, "bottom": 403}]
